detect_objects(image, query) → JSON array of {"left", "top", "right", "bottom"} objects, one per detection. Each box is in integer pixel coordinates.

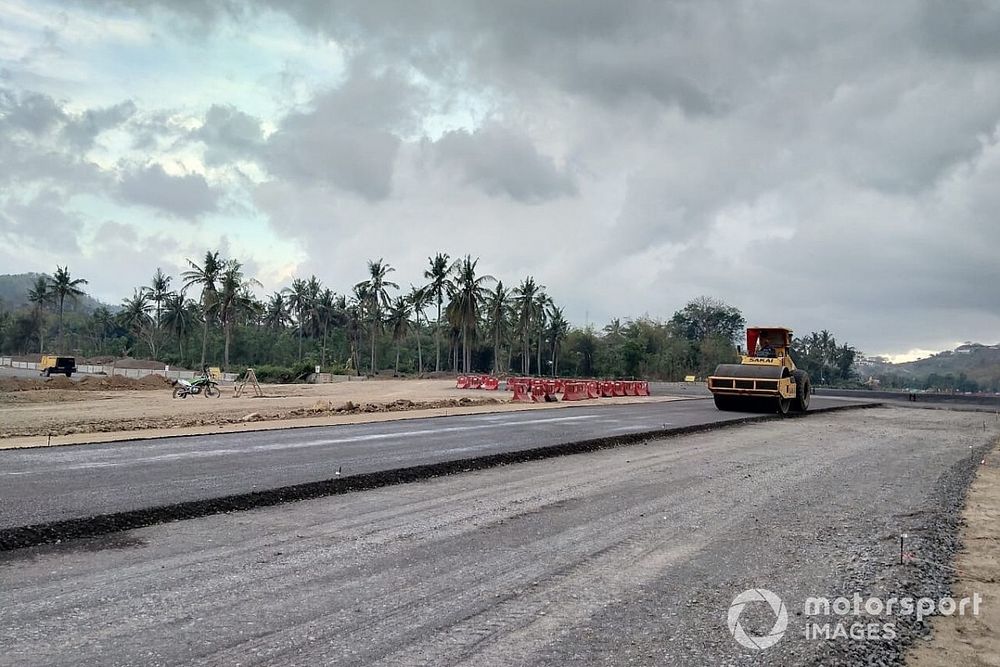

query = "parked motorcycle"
[{"left": 171, "top": 370, "right": 221, "bottom": 399}]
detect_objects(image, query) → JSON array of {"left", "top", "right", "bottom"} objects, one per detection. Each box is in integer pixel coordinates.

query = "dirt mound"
[
  {"left": 0, "top": 378, "right": 42, "bottom": 392},
  {"left": 0, "top": 374, "right": 173, "bottom": 394},
  {"left": 137, "top": 374, "right": 174, "bottom": 388}
]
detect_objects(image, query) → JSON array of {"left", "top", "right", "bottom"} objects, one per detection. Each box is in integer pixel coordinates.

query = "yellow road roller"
[{"left": 707, "top": 327, "right": 810, "bottom": 415}]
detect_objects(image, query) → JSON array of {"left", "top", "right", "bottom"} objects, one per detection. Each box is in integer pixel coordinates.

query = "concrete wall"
[{"left": 0, "top": 357, "right": 238, "bottom": 383}]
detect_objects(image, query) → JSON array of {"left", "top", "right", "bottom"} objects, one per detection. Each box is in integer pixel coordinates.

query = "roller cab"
[{"left": 707, "top": 326, "right": 810, "bottom": 415}]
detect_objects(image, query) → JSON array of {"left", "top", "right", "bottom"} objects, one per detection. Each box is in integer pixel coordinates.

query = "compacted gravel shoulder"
[{"left": 0, "top": 408, "right": 993, "bottom": 666}]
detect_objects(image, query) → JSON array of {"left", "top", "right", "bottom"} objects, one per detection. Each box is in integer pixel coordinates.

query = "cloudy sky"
[{"left": 2, "top": 0, "right": 999, "bottom": 360}]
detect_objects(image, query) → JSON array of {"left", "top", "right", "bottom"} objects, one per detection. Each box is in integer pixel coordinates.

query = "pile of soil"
[
  {"left": 0, "top": 374, "right": 173, "bottom": 393},
  {"left": 1, "top": 396, "right": 507, "bottom": 437}
]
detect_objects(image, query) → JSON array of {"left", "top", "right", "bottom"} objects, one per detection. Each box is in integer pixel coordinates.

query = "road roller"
[{"left": 707, "top": 326, "right": 810, "bottom": 415}]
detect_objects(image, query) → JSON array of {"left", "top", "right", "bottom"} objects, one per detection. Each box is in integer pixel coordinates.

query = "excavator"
[{"left": 707, "top": 327, "right": 811, "bottom": 415}]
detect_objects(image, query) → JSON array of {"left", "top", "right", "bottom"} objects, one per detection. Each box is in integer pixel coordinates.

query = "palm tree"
[
  {"left": 50, "top": 266, "right": 88, "bottom": 351},
  {"left": 547, "top": 305, "right": 569, "bottom": 376},
  {"left": 89, "top": 305, "right": 117, "bottom": 355},
  {"left": 449, "top": 255, "right": 495, "bottom": 372},
  {"left": 143, "top": 268, "right": 173, "bottom": 359},
  {"left": 356, "top": 258, "right": 398, "bottom": 375},
  {"left": 387, "top": 296, "right": 411, "bottom": 375},
  {"left": 162, "top": 293, "right": 195, "bottom": 361},
  {"left": 315, "top": 287, "right": 339, "bottom": 368},
  {"left": 27, "top": 275, "right": 52, "bottom": 353},
  {"left": 408, "top": 285, "right": 432, "bottom": 374},
  {"left": 216, "top": 261, "right": 260, "bottom": 371},
  {"left": 345, "top": 286, "right": 367, "bottom": 375},
  {"left": 283, "top": 278, "right": 312, "bottom": 362},
  {"left": 513, "top": 276, "right": 543, "bottom": 374},
  {"left": 182, "top": 251, "right": 223, "bottom": 367},
  {"left": 424, "top": 253, "right": 451, "bottom": 372},
  {"left": 484, "top": 281, "right": 511, "bottom": 374},
  {"left": 119, "top": 289, "right": 153, "bottom": 354},
  {"left": 263, "top": 292, "right": 290, "bottom": 331},
  {"left": 533, "top": 291, "right": 551, "bottom": 375}
]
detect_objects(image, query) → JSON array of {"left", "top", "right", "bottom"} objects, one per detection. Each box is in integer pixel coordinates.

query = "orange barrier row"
[{"left": 459, "top": 376, "right": 650, "bottom": 402}]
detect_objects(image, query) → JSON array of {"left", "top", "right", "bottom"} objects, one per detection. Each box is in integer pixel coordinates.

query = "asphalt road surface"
[
  {"left": 1, "top": 408, "right": 992, "bottom": 666},
  {"left": 0, "top": 397, "right": 866, "bottom": 530}
]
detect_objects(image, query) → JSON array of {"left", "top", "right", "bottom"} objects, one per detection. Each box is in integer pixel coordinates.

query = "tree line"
[{"left": 0, "top": 257, "right": 862, "bottom": 383}]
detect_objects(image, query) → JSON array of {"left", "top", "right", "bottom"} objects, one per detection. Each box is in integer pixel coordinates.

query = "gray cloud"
[
  {"left": 431, "top": 123, "right": 576, "bottom": 203},
  {"left": 194, "top": 104, "right": 264, "bottom": 166},
  {"left": 0, "top": 189, "right": 83, "bottom": 252},
  {"left": 263, "top": 68, "right": 420, "bottom": 200},
  {"left": 118, "top": 163, "right": 219, "bottom": 218},
  {"left": 11, "top": 1, "right": 1000, "bottom": 354},
  {"left": 62, "top": 100, "right": 137, "bottom": 149}
]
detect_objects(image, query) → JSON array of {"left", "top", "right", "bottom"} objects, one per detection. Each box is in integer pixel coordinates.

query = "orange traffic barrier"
[
  {"left": 613, "top": 381, "right": 625, "bottom": 397},
  {"left": 624, "top": 381, "right": 638, "bottom": 396},
  {"left": 637, "top": 381, "right": 650, "bottom": 396},
  {"left": 483, "top": 376, "right": 499, "bottom": 390},
  {"left": 562, "top": 382, "right": 589, "bottom": 401},
  {"left": 511, "top": 382, "right": 533, "bottom": 402},
  {"left": 587, "top": 381, "right": 600, "bottom": 399},
  {"left": 531, "top": 384, "right": 548, "bottom": 402},
  {"left": 600, "top": 381, "right": 615, "bottom": 397},
  {"left": 456, "top": 376, "right": 469, "bottom": 389}
]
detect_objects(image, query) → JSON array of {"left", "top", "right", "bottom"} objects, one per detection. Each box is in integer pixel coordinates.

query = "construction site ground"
[
  {"left": 0, "top": 377, "right": 679, "bottom": 448},
  {"left": 2, "top": 407, "right": 996, "bottom": 665}
]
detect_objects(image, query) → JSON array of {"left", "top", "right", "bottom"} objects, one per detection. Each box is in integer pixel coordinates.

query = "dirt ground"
[
  {"left": 1, "top": 408, "right": 991, "bottom": 665},
  {"left": 0, "top": 378, "right": 678, "bottom": 447},
  {"left": 908, "top": 435, "right": 1000, "bottom": 666}
]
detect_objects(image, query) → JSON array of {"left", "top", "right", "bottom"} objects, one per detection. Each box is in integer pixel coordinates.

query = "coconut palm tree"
[
  {"left": 356, "top": 258, "right": 398, "bottom": 375},
  {"left": 484, "top": 281, "right": 511, "bottom": 374},
  {"left": 424, "top": 253, "right": 451, "bottom": 372},
  {"left": 547, "top": 305, "right": 569, "bottom": 376},
  {"left": 27, "top": 275, "right": 53, "bottom": 353},
  {"left": 119, "top": 289, "right": 153, "bottom": 354},
  {"left": 533, "top": 291, "right": 551, "bottom": 375},
  {"left": 263, "top": 292, "right": 290, "bottom": 331},
  {"left": 283, "top": 278, "right": 312, "bottom": 362},
  {"left": 513, "top": 276, "right": 543, "bottom": 374},
  {"left": 50, "top": 266, "right": 88, "bottom": 351},
  {"left": 162, "top": 293, "right": 195, "bottom": 361},
  {"left": 449, "top": 255, "right": 495, "bottom": 373},
  {"left": 315, "top": 287, "right": 339, "bottom": 368},
  {"left": 143, "top": 268, "right": 173, "bottom": 359},
  {"left": 182, "top": 251, "right": 223, "bottom": 367},
  {"left": 408, "top": 285, "right": 432, "bottom": 374},
  {"left": 216, "top": 261, "right": 261, "bottom": 371},
  {"left": 387, "top": 296, "right": 411, "bottom": 375}
]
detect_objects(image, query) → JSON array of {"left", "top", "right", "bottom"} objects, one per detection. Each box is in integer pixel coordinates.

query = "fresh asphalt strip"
[{"left": 0, "top": 402, "right": 878, "bottom": 551}]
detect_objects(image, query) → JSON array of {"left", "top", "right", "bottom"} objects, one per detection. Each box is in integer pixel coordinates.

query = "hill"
[
  {"left": 0, "top": 273, "right": 108, "bottom": 315},
  {"left": 866, "top": 343, "right": 1000, "bottom": 392}
]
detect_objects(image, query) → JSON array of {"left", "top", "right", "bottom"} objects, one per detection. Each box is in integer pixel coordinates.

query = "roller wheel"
[
  {"left": 777, "top": 397, "right": 791, "bottom": 415},
  {"left": 714, "top": 395, "right": 736, "bottom": 411},
  {"left": 792, "top": 370, "right": 811, "bottom": 412}
]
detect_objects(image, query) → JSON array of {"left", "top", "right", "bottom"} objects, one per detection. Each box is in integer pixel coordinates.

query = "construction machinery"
[
  {"left": 39, "top": 355, "right": 77, "bottom": 378},
  {"left": 707, "top": 327, "right": 810, "bottom": 415}
]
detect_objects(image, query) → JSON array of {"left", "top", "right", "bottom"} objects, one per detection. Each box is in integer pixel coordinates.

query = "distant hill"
[
  {"left": 0, "top": 273, "right": 108, "bottom": 315},
  {"left": 862, "top": 343, "right": 1000, "bottom": 391}
]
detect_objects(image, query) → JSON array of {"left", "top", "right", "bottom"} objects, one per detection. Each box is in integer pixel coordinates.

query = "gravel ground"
[{"left": 0, "top": 407, "right": 993, "bottom": 666}]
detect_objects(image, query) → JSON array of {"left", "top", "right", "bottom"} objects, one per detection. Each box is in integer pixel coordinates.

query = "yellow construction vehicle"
[
  {"left": 39, "top": 355, "right": 77, "bottom": 378},
  {"left": 707, "top": 327, "right": 810, "bottom": 415}
]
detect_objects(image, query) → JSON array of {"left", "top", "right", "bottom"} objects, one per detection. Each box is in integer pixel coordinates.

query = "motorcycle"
[{"left": 172, "top": 370, "right": 221, "bottom": 399}]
